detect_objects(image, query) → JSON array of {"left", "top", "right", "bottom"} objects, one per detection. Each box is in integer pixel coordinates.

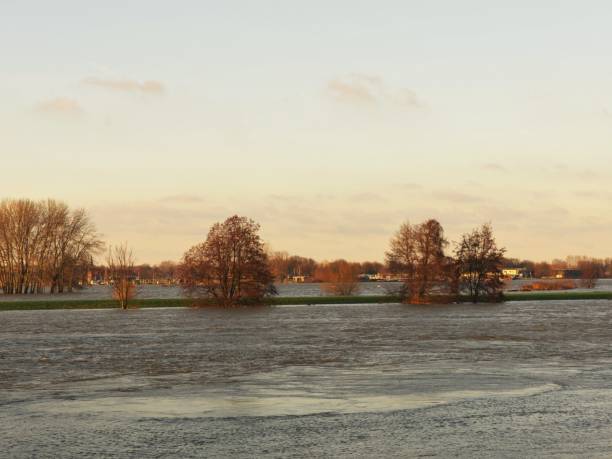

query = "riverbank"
[
  {"left": 0, "top": 295, "right": 401, "bottom": 311},
  {"left": 504, "top": 291, "right": 612, "bottom": 301},
  {"left": 1, "top": 291, "right": 612, "bottom": 311}
]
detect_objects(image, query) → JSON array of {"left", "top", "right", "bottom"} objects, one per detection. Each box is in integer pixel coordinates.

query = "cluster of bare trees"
[
  {"left": 268, "top": 252, "right": 318, "bottom": 282},
  {"left": 386, "top": 220, "right": 505, "bottom": 303},
  {"left": 268, "top": 252, "right": 384, "bottom": 283},
  {"left": 0, "top": 198, "right": 509, "bottom": 307},
  {"left": 134, "top": 261, "right": 178, "bottom": 283},
  {"left": 87, "top": 260, "right": 178, "bottom": 286},
  {"left": 176, "top": 214, "right": 506, "bottom": 306},
  {"left": 0, "top": 199, "right": 103, "bottom": 294}
]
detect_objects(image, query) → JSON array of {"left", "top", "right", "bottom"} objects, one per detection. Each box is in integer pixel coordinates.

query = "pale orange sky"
[{"left": 1, "top": 1, "right": 612, "bottom": 263}]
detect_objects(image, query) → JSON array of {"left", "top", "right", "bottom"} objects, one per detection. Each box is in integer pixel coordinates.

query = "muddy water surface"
[{"left": 2, "top": 301, "right": 612, "bottom": 457}]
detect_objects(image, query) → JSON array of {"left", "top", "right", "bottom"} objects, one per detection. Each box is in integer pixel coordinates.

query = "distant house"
[
  {"left": 502, "top": 268, "right": 530, "bottom": 279},
  {"left": 358, "top": 273, "right": 403, "bottom": 282},
  {"left": 358, "top": 273, "right": 384, "bottom": 281},
  {"left": 289, "top": 275, "right": 306, "bottom": 283}
]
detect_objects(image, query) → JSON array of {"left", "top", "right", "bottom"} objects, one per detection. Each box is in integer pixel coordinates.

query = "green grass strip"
[
  {"left": 0, "top": 295, "right": 401, "bottom": 311},
  {"left": 503, "top": 291, "right": 612, "bottom": 302}
]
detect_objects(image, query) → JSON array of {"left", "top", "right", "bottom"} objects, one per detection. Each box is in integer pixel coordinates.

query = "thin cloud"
[
  {"left": 35, "top": 97, "right": 83, "bottom": 116},
  {"left": 394, "top": 182, "right": 423, "bottom": 191},
  {"left": 576, "top": 169, "right": 601, "bottom": 179},
  {"left": 432, "top": 190, "right": 483, "bottom": 204},
  {"left": 394, "top": 88, "right": 420, "bottom": 108},
  {"left": 573, "top": 190, "right": 612, "bottom": 200},
  {"left": 158, "top": 194, "right": 205, "bottom": 205},
  {"left": 348, "top": 192, "right": 386, "bottom": 203},
  {"left": 328, "top": 75, "right": 378, "bottom": 104},
  {"left": 83, "top": 77, "right": 165, "bottom": 95},
  {"left": 482, "top": 162, "right": 506, "bottom": 172},
  {"left": 327, "top": 73, "right": 421, "bottom": 108},
  {"left": 267, "top": 194, "right": 306, "bottom": 203},
  {"left": 91, "top": 201, "right": 225, "bottom": 236}
]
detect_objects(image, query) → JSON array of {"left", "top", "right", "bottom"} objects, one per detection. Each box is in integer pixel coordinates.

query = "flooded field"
[
  {"left": 3, "top": 300, "right": 612, "bottom": 457},
  {"left": 2, "top": 279, "right": 612, "bottom": 303},
  {"left": 0, "top": 282, "right": 403, "bottom": 302}
]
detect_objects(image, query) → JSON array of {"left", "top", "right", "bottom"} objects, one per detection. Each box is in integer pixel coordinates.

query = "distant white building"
[
  {"left": 289, "top": 275, "right": 306, "bottom": 283},
  {"left": 502, "top": 268, "right": 529, "bottom": 279}
]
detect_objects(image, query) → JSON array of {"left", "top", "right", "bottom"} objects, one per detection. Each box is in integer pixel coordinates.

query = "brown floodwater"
[{"left": 2, "top": 300, "right": 612, "bottom": 457}]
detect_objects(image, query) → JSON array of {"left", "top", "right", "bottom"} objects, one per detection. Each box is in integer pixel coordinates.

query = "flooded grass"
[
  {"left": 0, "top": 295, "right": 402, "bottom": 311},
  {"left": 1, "top": 291, "right": 612, "bottom": 311}
]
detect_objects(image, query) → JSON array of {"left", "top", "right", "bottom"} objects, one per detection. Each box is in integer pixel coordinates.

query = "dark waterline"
[{"left": 2, "top": 301, "right": 612, "bottom": 457}]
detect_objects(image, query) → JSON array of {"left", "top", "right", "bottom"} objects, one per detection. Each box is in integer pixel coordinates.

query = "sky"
[{"left": 1, "top": 1, "right": 612, "bottom": 264}]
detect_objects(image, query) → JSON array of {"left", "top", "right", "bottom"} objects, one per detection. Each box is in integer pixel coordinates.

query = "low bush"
[{"left": 520, "top": 280, "right": 577, "bottom": 291}]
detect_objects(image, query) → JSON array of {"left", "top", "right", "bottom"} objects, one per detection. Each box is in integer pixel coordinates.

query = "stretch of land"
[{"left": 2, "top": 291, "right": 612, "bottom": 311}]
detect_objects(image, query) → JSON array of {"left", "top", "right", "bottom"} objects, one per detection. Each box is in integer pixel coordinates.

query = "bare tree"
[
  {"left": 107, "top": 243, "right": 136, "bottom": 309},
  {"left": 454, "top": 223, "right": 506, "bottom": 303},
  {"left": 314, "top": 259, "right": 361, "bottom": 296},
  {"left": 179, "top": 215, "right": 276, "bottom": 306},
  {"left": 578, "top": 260, "right": 602, "bottom": 289},
  {"left": 386, "top": 219, "right": 448, "bottom": 303}
]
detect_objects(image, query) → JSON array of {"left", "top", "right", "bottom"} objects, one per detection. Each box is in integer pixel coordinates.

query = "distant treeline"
[
  {"left": 88, "top": 261, "right": 178, "bottom": 284},
  {"left": 502, "top": 256, "right": 612, "bottom": 279},
  {"left": 89, "top": 256, "right": 612, "bottom": 285},
  {"left": 267, "top": 253, "right": 384, "bottom": 283}
]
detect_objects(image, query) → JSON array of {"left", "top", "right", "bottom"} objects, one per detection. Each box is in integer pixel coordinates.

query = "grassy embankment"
[
  {"left": 0, "top": 295, "right": 400, "bottom": 311},
  {"left": 504, "top": 291, "right": 612, "bottom": 301},
  {"left": 1, "top": 291, "right": 612, "bottom": 311}
]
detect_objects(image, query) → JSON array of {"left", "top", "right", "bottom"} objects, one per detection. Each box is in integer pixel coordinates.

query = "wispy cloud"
[
  {"left": 348, "top": 192, "right": 386, "bottom": 202},
  {"left": 432, "top": 190, "right": 483, "bottom": 204},
  {"left": 482, "top": 162, "right": 506, "bottom": 172},
  {"left": 35, "top": 97, "right": 83, "bottom": 116},
  {"left": 83, "top": 77, "right": 165, "bottom": 95},
  {"left": 328, "top": 75, "right": 379, "bottom": 104},
  {"left": 394, "top": 182, "right": 422, "bottom": 191},
  {"left": 574, "top": 190, "right": 604, "bottom": 199},
  {"left": 327, "top": 74, "right": 421, "bottom": 108},
  {"left": 158, "top": 194, "right": 205, "bottom": 205}
]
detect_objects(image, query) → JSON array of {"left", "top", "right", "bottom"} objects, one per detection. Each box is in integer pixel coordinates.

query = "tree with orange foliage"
[
  {"left": 179, "top": 215, "right": 276, "bottom": 306},
  {"left": 315, "top": 259, "right": 361, "bottom": 296}
]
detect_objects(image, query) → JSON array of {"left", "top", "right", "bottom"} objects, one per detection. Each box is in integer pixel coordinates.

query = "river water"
[
  {"left": 2, "top": 300, "right": 612, "bottom": 457},
  {"left": 0, "top": 282, "right": 404, "bottom": 302}
]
